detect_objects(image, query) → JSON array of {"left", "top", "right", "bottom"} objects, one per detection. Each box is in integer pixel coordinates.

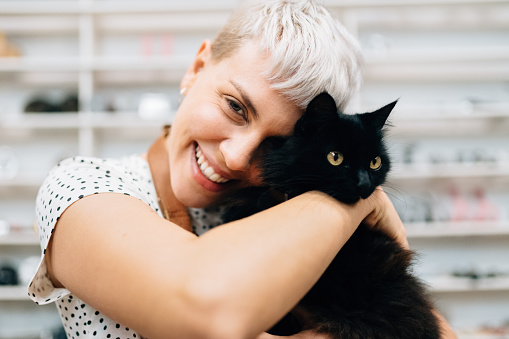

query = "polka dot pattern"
[
  {"left": 28, "top": 154, "right": 226, "bottom": 338},
  {"left": 56, "top": 296, "right": 140, "bottom": 339},
  {"left": 188, "top": 206, "right": 226, "bottom": 236}
]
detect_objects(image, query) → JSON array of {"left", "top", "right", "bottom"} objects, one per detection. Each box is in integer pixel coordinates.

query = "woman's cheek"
[{"left": 196, "top": 106, "right": 231, "bottom": 132}]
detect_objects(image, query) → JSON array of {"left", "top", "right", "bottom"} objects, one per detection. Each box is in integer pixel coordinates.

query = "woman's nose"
[{"left": 220, "top": 133, "right": 261, "bottom": 172}]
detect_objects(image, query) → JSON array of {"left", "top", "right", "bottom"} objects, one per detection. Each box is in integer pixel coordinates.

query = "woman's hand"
[
  {"left": 433, "top": 310, "right": 458, "bottom": 339},
  {"left": 361, "top": 187, "right": 409, "bottom": 249}
]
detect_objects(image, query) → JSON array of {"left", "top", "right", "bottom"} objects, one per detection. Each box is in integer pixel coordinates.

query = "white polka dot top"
[{"left": 29, "top": 155, "right": 224, "bottom": 338}]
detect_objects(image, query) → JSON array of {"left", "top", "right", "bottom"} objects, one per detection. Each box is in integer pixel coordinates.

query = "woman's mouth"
[{"left": 195, "top": 145, "right": 230, "bottom": 184}]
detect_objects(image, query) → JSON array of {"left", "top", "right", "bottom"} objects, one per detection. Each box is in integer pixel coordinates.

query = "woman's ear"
[{"left": 180, "top": 39, "right": 212, "bottom": 90}]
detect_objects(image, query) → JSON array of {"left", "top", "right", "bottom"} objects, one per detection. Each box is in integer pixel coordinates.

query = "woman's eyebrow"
[{"left": 230, "top": 79, "right": 259, "bottom": 118}]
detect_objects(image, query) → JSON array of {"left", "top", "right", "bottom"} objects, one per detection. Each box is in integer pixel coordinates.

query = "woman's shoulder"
[
  {"left": 36, "top": 154, "right": 160, "bottom": 237},
  {"left": 45, "top": 154, "right": 152, "bottom": 192},
  {"left": 55, "top": 154, "right": 148, "bottom": 176}
]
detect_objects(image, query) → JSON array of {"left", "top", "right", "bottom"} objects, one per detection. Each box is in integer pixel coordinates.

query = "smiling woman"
[{"left": 27, "top": 1, "right": 454, "bottom": 339}]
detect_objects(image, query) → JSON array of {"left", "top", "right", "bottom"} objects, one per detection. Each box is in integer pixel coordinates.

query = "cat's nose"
[{"left": 357, "top": 170, "right": 372, "bottom": 199}]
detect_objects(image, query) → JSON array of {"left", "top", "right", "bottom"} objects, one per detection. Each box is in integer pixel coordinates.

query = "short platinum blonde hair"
[{"left": 211, "top": 0, "right": 363, "bottom": 112}]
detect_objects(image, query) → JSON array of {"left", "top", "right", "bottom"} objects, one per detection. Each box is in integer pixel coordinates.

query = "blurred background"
[{"left": 0, "top": 0, "right": 508, "bottom": 338}]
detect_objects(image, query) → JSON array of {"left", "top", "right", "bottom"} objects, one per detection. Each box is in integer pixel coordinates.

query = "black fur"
[{"left": 223, "top": 92, "right": 440, "bottom": 338}]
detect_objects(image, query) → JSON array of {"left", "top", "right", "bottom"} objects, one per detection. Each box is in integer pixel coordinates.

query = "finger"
[{"left": 365, "top": 188, "right": 409, "bottom": 250}]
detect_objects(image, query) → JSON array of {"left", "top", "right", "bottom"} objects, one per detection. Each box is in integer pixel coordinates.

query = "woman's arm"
[{"left": 46, "top": 189, "right": 397, "bottom": 339}]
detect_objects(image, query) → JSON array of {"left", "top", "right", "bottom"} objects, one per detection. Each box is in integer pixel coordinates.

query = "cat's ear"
[
  {"left": 297, "top": 92, "right": 338, "bottom": 133},
  {"left": 363, "top": 100, "right": 398, "bottom": 130}
]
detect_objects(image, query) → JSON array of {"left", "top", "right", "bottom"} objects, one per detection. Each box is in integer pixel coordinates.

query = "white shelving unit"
[
  {"left": 1, "top": 0, "right": 508, "bottom": 337},
  {"left": 406, "top": 221, "right": 509, "bottom": 239},
  {"left": 0, "top": 285, "right": 30, "bottom": 301},
  {"left": 0, "top": 232, "right": 39, "bottom": 246}
]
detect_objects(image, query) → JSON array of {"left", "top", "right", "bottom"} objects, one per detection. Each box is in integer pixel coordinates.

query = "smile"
[{"left": 195, "top": 146, "right": 230, "bottom": 184}]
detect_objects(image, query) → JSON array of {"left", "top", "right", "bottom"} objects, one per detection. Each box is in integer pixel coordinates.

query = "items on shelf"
[
  {"left": 138, "top": 93, "right": 172, "bottom": 120},
  {"left": 18, "top": 256, "right": 40, "bottom": 287},
  {"left": 457, "top": 319, "right": 509, "bottom": 337},
  {"left": 0, "top": 32, "right": 20, "bottom": 58},
  {"left": 423, "top": 264, "right": 509, "bottom": 295},
  {"left": 24, "top": 94, "right": 79, "bottom": 113},
  {"left": 0, "top": 265, "right": 17, "bottom": 285},
  {"left": 449, "top": 187, "right": 500, "bottom": 222},
  {"left": 141, "top": 34, "right": 173, "bottom": 57},
  {"left": 0, "top": 220, "right": 39, "bottom": 287},
  {"left": 398, "top": 142, "right": 509, "bottom": 166},
  {"left": 90, "top": 89, "right": 179, "bottom": 114},
  {"left": 452, "top": 267, "right": 509, "bottom": 281},
  {"left": 391, "top": 187, "right": 503, "bottom": 224}
]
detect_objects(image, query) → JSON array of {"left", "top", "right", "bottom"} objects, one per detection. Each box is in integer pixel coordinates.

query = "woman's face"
[{"left": 168, "top": 40, "right": 302, "bottom": 208}]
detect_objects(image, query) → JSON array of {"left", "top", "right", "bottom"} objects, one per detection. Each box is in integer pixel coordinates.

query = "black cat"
[{"left": 223, "top": 93, "right": 440, "bottom": 339}]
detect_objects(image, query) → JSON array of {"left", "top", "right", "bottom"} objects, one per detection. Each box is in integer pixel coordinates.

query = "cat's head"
[{"left": 262, "top": 92, "right": 396, "bottom": 204}]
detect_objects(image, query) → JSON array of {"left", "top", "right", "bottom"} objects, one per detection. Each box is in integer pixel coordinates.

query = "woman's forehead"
[{"left": 202, "top": 41, "right": 302, "bottom": 136}]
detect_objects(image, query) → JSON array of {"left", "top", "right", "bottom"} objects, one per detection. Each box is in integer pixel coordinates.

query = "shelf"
[
  {"left": 0, "top": 112, "right": 171, "bottom": 130},
  {"left": 0, "top": 1, "right": 233, "bottom": 15},
  {"left": 1, "top": 113, "right": 81, "bottom": 129},
  {"left": 0, "top": 177, "right": 44, "bottom": 191},
  {"left": 427, "top": 276, "right": 509, "bottom": 293},
  {"left": 390, "top": 162, "right": 509, "bottom": 180},
  {"left": 457, "top": 334, "right": 509, "bottom": 339},
  {"left": 0, "top": 0, "right": 505, "bottom": 15},
  {"left": 391, "top": 102, "right": 509, "bottom": 122},
  {"left": 364, "top": 60, "right": 509, "bottom": 82},
  {"left": 84, "top": 112, "right": 172, "bottom": 129},
  {"left": 0, "top": 56, "right": 190, "bottom": 72},
  {"left": 0, "top": 285, "right": 30, "bottom": 301},
  {"left": 0, "top": 232, "right": 39, "bottom": 246},
  {"left": 364, "top": 46, "right": 509, "bottom": 64},
  {"left": 406, "top": 221, "right": 509, "bottom": 238},
  {"left": 1, "top": 2, "right": 506, "bottom": 35},
  {"left": 0, "top": 16, "right": 79, "bottom": 35},
  {"left": 323, "top": 0, "right": 509, "bottom": 8},
  {"left": 0, "top": 57, "right": 79, "bottom": 72}
]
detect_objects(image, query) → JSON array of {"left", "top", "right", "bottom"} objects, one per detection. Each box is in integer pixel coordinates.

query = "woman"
[{"left": 29, "top": 1, "right": 454, "bottom": 338}]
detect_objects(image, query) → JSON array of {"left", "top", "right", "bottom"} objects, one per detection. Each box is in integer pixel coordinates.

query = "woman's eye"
[
  {"left": 227, "top": 99, "right": 246, "bottom": 120},
  {"left": 370, "top": 156, "right": 382, "bottom": 170},
  {"left": 229, "top": 100, "right": 242, "bottom": 112},
  {"left": 327, "top": 151, "right": 343, "bottom": 166}
]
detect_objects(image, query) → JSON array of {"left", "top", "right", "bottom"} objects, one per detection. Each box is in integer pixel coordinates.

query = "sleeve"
[{"left": 28, "top": 156, "right": 150, "bottom": 305}]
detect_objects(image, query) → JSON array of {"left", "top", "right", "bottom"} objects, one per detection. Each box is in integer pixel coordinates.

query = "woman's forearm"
[{"left": 181, "top": 191, "right": 371, "bottom": 338}]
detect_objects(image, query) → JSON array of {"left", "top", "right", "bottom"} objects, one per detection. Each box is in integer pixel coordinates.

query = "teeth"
[{"left": 195, "top": 146, "right": 229, "bottom": 184}]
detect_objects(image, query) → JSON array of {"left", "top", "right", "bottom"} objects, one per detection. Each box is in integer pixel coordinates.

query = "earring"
[{"left": 179, "top": 87, "right": 187, "bottom": 105}]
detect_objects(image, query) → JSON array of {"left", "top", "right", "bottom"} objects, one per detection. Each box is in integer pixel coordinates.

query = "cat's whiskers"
[{"left": 381, "top": 184, "right": 405, "bottom": 203}]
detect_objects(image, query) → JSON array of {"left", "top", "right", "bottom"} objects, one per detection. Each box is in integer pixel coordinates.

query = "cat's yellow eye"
[
  {"left": 370, "top": 156, "right": 382, "bottom": 170},
  {"left": 327, "top": 151, "right": 343, "bottom": 166}
]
